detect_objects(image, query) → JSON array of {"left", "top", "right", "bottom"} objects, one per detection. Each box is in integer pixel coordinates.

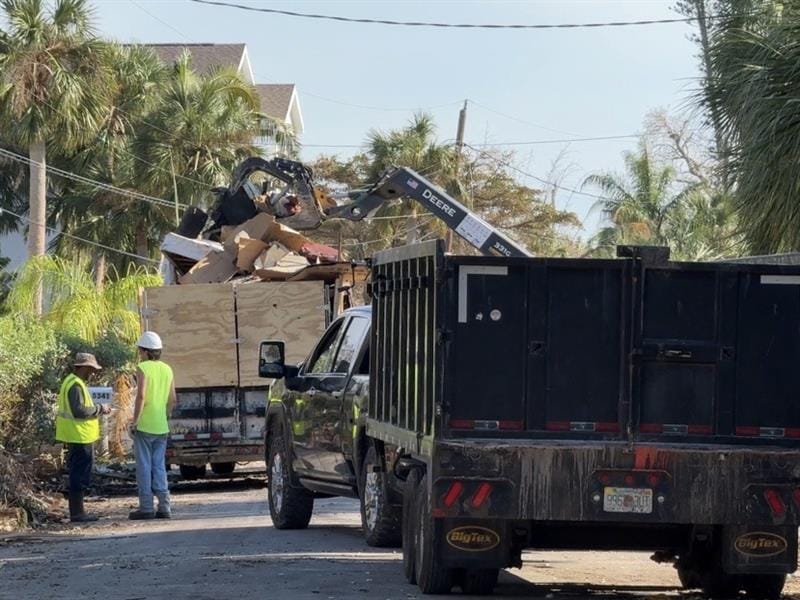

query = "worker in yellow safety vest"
[
  {"left": 129, "top": 331, "right": 176, "bottom": 520},
  {"left": 56, "top": 353, "right": 111, "bottom": 523}
]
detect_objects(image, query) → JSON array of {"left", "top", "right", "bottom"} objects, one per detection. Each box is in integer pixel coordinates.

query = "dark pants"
[{"left": 67, "top": 443, "right": 94, "bottom": 493}]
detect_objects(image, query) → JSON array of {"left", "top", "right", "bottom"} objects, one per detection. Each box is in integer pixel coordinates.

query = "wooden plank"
[
  {"left": 235, "top": 281, "right": 326, "bottom": 388},
  {"left": 142, "top": 284, "right": 238, "bottom": 388}
]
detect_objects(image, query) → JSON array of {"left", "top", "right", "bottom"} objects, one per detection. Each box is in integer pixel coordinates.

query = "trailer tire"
[
  {"left": 211, "top": 462, "right": 236, "bottom": 475},
  {"left": 179, "top": 464, "right": 206, "bottom": 480},
  {"left": 459, "top": 568, "right": 499, "bottom": 595},
  {"left": 740, "top": 574, "right": 786, "bottom": 600},
  {"left": 268, "top": 433, "right": 313, "bottom": 529},
  {"left": 358, "top": 442, "right": 401, "bottom": 547},
  {"left": 402, "top": 469, "right": 422, "bottom": 584},
  {"left": 415, "top": 473, "right": 453, "bottom": 595}
]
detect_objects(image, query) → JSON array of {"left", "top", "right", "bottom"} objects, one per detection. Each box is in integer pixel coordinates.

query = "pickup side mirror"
[{"left": 259, "top": 340, "right": 286, "bottom": 379}]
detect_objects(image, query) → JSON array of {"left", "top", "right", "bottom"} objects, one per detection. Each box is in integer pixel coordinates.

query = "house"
[{"left": 144, "top": 43, "right": 304, "bottom": 155}]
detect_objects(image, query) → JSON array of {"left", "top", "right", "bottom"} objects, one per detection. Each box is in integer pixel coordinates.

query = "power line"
[
  {"left": 188, "top": 1, "right": 723, "bottom": 30},
  {"left": 0, "top": 207, "right": 160, "bottom": 264},
  {"left": 465, "top": 143, "right": 609, "bottom": 202},
  {"left": 0, "top": 147, "right": 186, "bottom": 210},
  {"left": 304, "top": 133, "right": 641, "bottom": 149},
  {"left": 467, "top": 99, "right": 579, "bottom": 137}
]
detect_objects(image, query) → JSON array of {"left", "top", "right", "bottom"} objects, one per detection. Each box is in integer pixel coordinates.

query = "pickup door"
[{"left": 289, "top": 313, "right": 370, "bottom": 481}]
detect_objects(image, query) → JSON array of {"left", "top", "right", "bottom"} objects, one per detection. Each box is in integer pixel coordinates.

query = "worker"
[
  {"left": 56, "top": 353, "right": 111, "bottom": 523},
  {"left": 129, "top": 331, "right": 176, "bottom": 520}
]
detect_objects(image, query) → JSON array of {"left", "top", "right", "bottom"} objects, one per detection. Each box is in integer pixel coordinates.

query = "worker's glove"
[{"left": 99, "top": 404, "right": 112, "bottom": 415}]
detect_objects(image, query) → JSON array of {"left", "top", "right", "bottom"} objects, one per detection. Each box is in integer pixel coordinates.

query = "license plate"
[{"left": 603, "top": 487, "right": 653, "bottom": 514}]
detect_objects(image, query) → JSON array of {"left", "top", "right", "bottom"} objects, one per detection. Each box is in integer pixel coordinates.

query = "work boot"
[
  {"left": 68, "top": 491, "right": 99, "bottom": 523},
  {"left": 155, "top": 510, "right": 171, "bottom": 519},
  {"left": 128, "top": 509, "right": 156, "bottom": 520}
]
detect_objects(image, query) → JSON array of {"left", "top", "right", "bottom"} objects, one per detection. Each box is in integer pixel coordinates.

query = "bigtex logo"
[
  {"left": 734, "top": 532, "right": 788, "bottom": 557},
  {"left": 446, "top": 526, "right": 500, "bottom": 552}
]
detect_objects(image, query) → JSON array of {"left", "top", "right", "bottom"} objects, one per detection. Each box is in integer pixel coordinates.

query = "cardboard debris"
[
  {"left": 254, "top": 243, "right": 291, "bottom": 270},
  {"left": 220, "top": 225, "right": 236, "bottom": 243},
  {"left": 236, "top": 237, "right": 270, "bottom": 272},
  {"left": 178, "top": 246, "right": 238, "bottom": 285},
  {"left": 161, "top": 233, "right": 224, "bottom": 275}
]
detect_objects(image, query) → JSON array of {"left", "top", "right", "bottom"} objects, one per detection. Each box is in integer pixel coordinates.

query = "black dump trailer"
[{"left": 367, "top": 240, "right": 800, "bottom": 597}]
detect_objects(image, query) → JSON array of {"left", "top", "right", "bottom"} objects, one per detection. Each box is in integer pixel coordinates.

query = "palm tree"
[
  {"left": 6, "top": 255, "right": 161, "bottom": 343},
  {"left": 0, "top": 0, "right": 108, "bottom": 307},
  {"left": 51, "top": 44, "right": 169, "bottom": 275},
  {"left": 583, "top": 142, "right": 696, "bottom": 256},
  {"left": 701, "top": 4, "right": 800, "bottom": 252},
  {"left": 134, "top": 52, "right": 262, "bottom": 207}
]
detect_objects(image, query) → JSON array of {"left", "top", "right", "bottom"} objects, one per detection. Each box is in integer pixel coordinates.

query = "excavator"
[{"left": 183, "top": 156, "right": 531, "bottom": 259}]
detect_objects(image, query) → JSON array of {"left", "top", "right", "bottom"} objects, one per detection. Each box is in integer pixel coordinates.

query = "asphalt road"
[{"left": 1, "top": 479, "right": 798, "bottom": 600}]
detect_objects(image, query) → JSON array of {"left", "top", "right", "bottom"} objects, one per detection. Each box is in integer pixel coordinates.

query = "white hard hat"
[{"left": 137, "top": 331, "right": 163, "bottom": 350}]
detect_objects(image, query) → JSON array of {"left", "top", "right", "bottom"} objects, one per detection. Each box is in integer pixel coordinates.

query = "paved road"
[{"left": 1, "top": 480, "right": 798, "bottom": 599}]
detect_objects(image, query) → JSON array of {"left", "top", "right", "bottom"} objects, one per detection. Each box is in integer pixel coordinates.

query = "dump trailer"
[
  {"left": 261, "top": 241, "right": 800, "bottom": 597},
  {"left": 141, "top": 266, "right": 365, "bottom": 479}
]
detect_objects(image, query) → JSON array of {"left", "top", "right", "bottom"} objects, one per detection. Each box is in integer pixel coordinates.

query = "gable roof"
[
  {"left": 144, "top": 43, "right": 247, "bottom": 76},
  {"left": 254, "top": 84, "right": 296, "bottom": 121}
]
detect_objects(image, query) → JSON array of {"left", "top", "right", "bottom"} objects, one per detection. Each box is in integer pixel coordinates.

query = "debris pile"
[
  {"left": 161, "top": 213, "right": 341, "bottom": 285},
  {"left": 0, "top": 450, "right": 61, "bottom": 527}
]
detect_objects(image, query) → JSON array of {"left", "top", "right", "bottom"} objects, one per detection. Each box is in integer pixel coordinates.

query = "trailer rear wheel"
[
  {"left": 459, "top": 568, "right": 499, "bottom": 595},
  {"left": 402, "top": 469, "right": 422, "bottom": 584},
  {"left": 179, "top": 464, "right": 206, "bottom": 480},
  {"left": 268, "top": 433, "right": 313, "bottom": 529},
  {"left": 211, "top": 462, "right": 236, "bottom": 475},
  {"left": 676, "top": 565, "right": 702, "bottom": 589},
  {"left": 359, "top": 442, "right": 401, "bottom": 547},
  {"left": 415, "top": 473, "right": 453, "bottom": 595},
  {"left": 740, "top": 574, "right": 786, "bottom": 600}
]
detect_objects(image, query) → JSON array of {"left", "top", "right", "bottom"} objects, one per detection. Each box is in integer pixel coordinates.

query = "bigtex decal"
[
  {"left": 446, "top": 526, "right": 500, "bottom": 552},
  {"left": 734, "top": 532, "right": 788, "bottom": 557}
]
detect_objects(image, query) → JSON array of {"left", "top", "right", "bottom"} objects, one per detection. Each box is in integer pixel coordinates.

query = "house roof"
[
  {"left": 143, "top": 43, "right": 247, "bottom": 76},
  {"left": 254, "top": 84, "right": 296, "bottom": 121}
]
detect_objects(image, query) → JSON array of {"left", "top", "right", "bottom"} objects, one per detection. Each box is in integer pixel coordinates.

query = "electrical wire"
[
  {"left": 0, "top": 146, "right": 186, "bottom": 210},
  {"left": 0, "top": 206, "right": 161, "bottom": 264},
  {"left": 465, "top": 143, "right": 610, "bottom": 202},
  {"left": 187, "top": 1, "right": 729, "bottom": 30}
]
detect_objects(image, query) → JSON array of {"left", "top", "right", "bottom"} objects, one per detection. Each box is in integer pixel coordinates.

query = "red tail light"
[
  {"left": 647, "top": 473, "right": 661, "bottom": 487},
  {"left": 598, "top": 472, "right": 611, "bottom": 485},
  {"left": 764, "top": 489, "right": 786, "bottom": 517},
  {"left": 624, "top": 475, "right": 635, "bottom": 486},
  {"left": 471, "top": 482, "right": 493, "bottom": 508},
  {"left": 443, "top": 481, "right": 464, "bottom": 507}
]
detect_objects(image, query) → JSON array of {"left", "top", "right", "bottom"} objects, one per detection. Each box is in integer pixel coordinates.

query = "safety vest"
[
  {"left": 137, "top": 360, "right": 173, "bottom": 435},
  {"left": 55, "top": 374, "right": 100, "bottom": 444}
]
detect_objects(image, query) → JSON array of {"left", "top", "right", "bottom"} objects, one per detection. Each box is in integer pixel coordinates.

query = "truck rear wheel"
[
  {"left": 415, "top": 472, "right": 453, "bottom": 595},
  {"left": 268, "top": 433, "right": 313, "bottom": 529},
  {"left": 402, "top": 469, "right": 422, "bottom": 584},
  {"left": 179, "top": 464, "right": 206, "bottom": 480},
  {"left": 740, "top": 574, "right": 786, "bottom": 600},
  {"left": 358, "top": 442, "right": 401, "bottom": 547},
  {"left": 211, "top": 462, "right": 236, "bottom": 475}
]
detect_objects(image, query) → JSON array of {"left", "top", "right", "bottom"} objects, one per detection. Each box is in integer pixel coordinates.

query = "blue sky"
[{"left": 93, "top": 0, "right": 700, "bottom": 235}]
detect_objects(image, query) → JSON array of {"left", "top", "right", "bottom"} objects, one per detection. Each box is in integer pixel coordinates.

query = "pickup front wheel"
[
  {"left": 268, "top": 433, "right": 313, "bottom": 529},
  {"left": 359, "top": 442, "right": 401, "bottom": 547}
]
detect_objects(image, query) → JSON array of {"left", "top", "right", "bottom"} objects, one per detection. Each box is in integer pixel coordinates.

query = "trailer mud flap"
[
  {"left": 722, "top": 525, "right": 798, "bottom": 574},
  {"left": 439, "top": 519, "right": 510, "bottom": 568}
]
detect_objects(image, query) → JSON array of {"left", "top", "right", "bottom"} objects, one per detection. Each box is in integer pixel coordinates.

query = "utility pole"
[{"left": 445, "top": 100, "right": 468, "bottom": 252}]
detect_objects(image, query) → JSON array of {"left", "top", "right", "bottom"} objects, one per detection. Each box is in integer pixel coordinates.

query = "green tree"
[
  {"left": 583, "top": 142, "right": 699, "bottom": 257},
  {"left": 0, "top": 0, "right": 108, "bottom": 310},
  {"left": 698, "top": 1, "right": 800, "bottom": 252},
  {"left": 6, "top": 255, "right": 160, "bottom": 343}
]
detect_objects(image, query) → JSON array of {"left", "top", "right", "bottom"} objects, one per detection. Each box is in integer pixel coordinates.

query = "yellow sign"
[
  {"left": 734, "top": 532, "right": 788, "bottom": 557},
  {"left": 446, "top": 526, "right": 500, "bottom": 552}
]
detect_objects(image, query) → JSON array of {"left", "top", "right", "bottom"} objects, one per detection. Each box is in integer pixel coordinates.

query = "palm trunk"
[
  {"left": 135, "top": 228, "right": 149, "bottom": 264},
  {"left": 27, "top": 140, "right": 47, "bottom": 315},
  {"left": 94, "top": 253, "right": 107, "bottom": 291}
]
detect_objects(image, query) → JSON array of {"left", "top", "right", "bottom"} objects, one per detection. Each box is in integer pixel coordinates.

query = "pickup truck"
[{"left": 260, "top": 241, "right": 800, "bottom": 598}]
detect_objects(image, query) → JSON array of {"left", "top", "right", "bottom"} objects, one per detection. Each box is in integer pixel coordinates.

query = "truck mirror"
[{"left": 259, "top": 340, "right": 286, "bottom": 379}]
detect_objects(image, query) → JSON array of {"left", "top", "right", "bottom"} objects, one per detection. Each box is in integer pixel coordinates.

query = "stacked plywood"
[{"left": 141, "top": 280, "right": 326, "bottom": 389}]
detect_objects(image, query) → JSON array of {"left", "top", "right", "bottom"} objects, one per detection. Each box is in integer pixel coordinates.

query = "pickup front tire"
[
  {"left": 267, "top": 433, "right": 313, "bottom": 529},
  {"left": 358, "top": 442, "right": 401, "bottom": 547}
]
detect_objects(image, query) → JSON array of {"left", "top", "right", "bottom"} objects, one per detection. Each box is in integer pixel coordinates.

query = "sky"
[{"left": 92, "top": 0, "right": 701, "bottom": 236}]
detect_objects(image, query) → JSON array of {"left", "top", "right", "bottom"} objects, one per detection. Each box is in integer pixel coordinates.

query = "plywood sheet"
[
  {"left": 142, "top": 284, "right": 237, "bottom": 388},
  {"left": 235, "top": 281, "right": 326, "bottom": 388}
]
